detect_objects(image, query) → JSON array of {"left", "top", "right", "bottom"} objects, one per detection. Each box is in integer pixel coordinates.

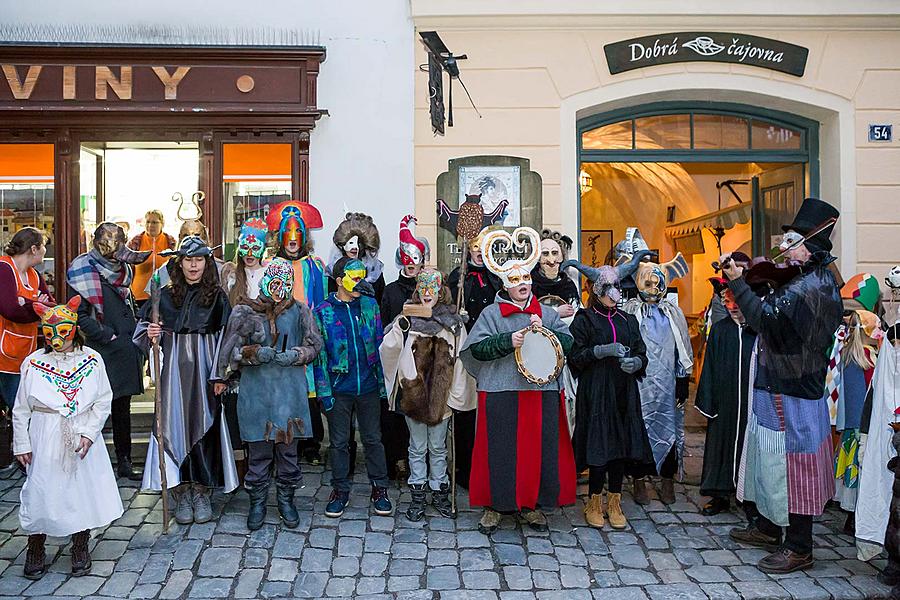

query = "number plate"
[{"left": 868, "top": 124, "right": 893, "bottom": 142}]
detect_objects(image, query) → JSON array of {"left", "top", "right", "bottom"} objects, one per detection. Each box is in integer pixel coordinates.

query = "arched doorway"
[{"left": 577, "top": 101, "right": 818, "bottom": 314}]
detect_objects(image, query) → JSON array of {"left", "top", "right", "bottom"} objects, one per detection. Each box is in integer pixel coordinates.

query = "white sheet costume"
[{"left": 13, "top": 347, "right": 124, "bottom": 537}]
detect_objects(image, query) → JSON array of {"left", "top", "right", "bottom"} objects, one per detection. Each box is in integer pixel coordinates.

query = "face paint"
[
  {"left": 34, "top": 297, "right": 81, "bottom": 352},
  {"left": 343, "top": 235, "right": 360, "bottom": 258},
  {"left": 416, "top": 270, "right": 442, "bottom": 307},
  {"left": 260, "top": 257, "right": 294, "bottom": 302},
  {"left": 539, "top": 239, "right": 563, "bottom": 278}
]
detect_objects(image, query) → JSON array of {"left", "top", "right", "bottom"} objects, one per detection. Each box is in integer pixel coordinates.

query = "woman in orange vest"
[
  {"left": 0, "top": 227, "right": 54, "bottom": 410},
  {"left": 127, "top": 209, "right": 176, "bottom": 306}
]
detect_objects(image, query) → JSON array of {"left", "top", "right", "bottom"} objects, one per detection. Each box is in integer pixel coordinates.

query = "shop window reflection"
[
  {"left": 751, "top": 120, "right": 801, "bottom": 150},
  {"left": 693, "top": 114, "right": 749, "bottom": 150},
  {"left": 635, "top": 114, "right": 691, "bottom": 149}
]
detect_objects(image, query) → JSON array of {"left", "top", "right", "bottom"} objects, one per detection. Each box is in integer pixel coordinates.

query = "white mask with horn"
[{"left": 482, "top": 227, "right": 541, "bottom": 289}]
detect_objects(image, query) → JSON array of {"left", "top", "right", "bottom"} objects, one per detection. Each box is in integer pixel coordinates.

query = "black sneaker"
[
  {"left": 325, "top": 489, "right": 350, "bottom": 518},
  {"left": 371, "top": 486, "right": 393, "bottom": 516}
]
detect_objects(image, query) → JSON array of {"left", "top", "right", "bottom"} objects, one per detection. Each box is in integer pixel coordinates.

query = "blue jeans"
[
  {"left": 326, "top": 391, "right": 388, "bottom": 492},
  {"left": 0, "top": 372, "right": 20, "bottom": 410}
]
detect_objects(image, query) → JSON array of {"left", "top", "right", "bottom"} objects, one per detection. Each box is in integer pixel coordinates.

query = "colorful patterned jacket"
[{"left": 312, "top": 293, "right": 386, "bottom": 410}]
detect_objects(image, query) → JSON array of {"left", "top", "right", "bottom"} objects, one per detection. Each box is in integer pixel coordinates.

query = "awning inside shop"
[
  {"left": 665, "top": 203, "right": 752, "bottom": 238},
  {"left": 223, "top": 143, "right": 292, "bottom": 182},
  {"left": 0, "top": 144, "right": 54, "bottom": 183}
]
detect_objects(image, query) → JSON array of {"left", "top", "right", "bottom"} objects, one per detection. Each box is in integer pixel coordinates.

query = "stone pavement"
[{"left": 0, "top": 456, "right": 894, "bottom": 600}]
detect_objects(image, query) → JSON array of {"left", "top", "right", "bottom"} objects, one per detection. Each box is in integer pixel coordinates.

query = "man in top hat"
[{"left": 722, "top": 197, "right": 843, "bottom": 574}]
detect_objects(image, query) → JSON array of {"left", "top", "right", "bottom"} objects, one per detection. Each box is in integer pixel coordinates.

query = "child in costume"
[
  {"left": 827, "top": 273, "right": 882, "bottom": 533},
  {"left": 13, "top": 297, "right": 124, "bottom": 579},
  {"left": 215, "top": 258, "right": 323, "bottom": 530},
  {"left": 380, "top": 268, "right": 474, "bottom": 520},
  {"left": 327, "top": 212, "right": 385, "bottom": 302},
  {"left": 459, "top": 227, "right": 575, "bottom": 534},
  {"left": 135, "top": 236, "right": 238, "bottom": 524},
  {"left": 313, "top": 257, "right": 393, "bottom": 518},
  {"left": 618, "top": 227, "right": 693, "bottom": 505},
  {"left": 221, "top": 217, "right": 269, "bottom": 306},
  {"left": 268, "top": 201, "right": 329, "bottom": 465},
  {"left": 695, "top": 276, "right": 760, "bottom": 517},
  {"left": 565, "top": 262, "right": 653, "bottom": 530},
  {"left": 379, "top": 215, "right": 432, "bottom": 481}
]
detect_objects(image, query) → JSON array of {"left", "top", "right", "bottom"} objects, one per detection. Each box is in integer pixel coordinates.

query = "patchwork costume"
[
  {"left": 13, "top": 297, "right": 123, "bottom": 579},
  {"left": 459, "top": 228, "right": 576, "bottom": 522},
  {"left": 216, "top": 257, "right": 323, "bottom": 530}
]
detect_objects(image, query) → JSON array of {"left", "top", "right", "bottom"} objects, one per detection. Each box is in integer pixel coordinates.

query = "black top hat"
[{"left": 781, "top": 197, "right": 839, "bottom": 253}]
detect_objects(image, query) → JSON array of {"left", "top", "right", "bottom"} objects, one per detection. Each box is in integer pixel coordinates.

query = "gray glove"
[
  {"left": 274, "top": 350, "right": 300, "bottom": 367},
  {"left": 619, "top": 356, "right": 642, "bottom": 374},
  {"left": 256, "top": 346, "right": 276, "bottom": 364},
  {"left": 593, "top": 343, "right": 627, "bottom": 359}
]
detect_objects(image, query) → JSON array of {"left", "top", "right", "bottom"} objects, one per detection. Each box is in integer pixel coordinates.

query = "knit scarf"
[{"left": 66, "top": 249, "right": 133, "bottom": 321}]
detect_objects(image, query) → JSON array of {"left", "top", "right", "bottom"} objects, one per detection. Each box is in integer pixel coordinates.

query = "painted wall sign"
[
  {"left": 868, "top": 124, "right": 893, "bottom": 142},
  {"left": 604, "top": 32, "right": 809, "bottom": 77}
]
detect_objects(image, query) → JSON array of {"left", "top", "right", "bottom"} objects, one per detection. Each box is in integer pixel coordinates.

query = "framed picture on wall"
[
  {"left": 458, "top": 165, "right": 521, "bottom": 227},
  {"left": 577, "top": 229, "right": 613, "bottom": 304}
]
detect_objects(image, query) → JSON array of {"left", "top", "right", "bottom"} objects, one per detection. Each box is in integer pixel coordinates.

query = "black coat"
[
  {"left": 447, "top": 263, "right": 502, "bottom": 333},
  {"left": 72, "top": 281, "right": 145, "bottom": 398},
  {"left": 695, "top": 318, "right": 757, "bottom": 497},
  {"left": 380, "top": 274, "right": 417, "bottom": 328},
  {"left": 530, "top": 267, "right": 579, "bottom": 303},
  {"left": 568, "top": 306, "right": 654, "bottom": 472}
]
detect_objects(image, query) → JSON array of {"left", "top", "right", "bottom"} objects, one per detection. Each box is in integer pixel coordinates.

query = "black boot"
[
  {"left": 276, "top": 482, "right": 300, "bottom": 529},
  {"left": 432, "top": 483, "right": 455, "bottom": 519},
  {"left": 406, "top": 484, "right": 427, "bottom": 521},
  {"left": 24, "top": 534, "right": 47, "bottom": 580},
  {"left": 116, "top": 455, "right": 142, "bottom": 481},
  {"left": 70, "top": 529, "right": 92, "bottom": 576},
  {"left": 245, "top": 482, "right": 270, "bottom": 531}
]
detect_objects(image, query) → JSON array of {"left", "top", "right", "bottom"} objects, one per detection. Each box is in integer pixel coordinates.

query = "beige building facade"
[{"left": 411, "top": 1, "right": 900, "bottom": 315}]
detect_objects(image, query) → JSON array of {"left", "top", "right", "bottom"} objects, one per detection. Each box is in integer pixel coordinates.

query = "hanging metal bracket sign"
[{"left": 604, "top": 32, "right": 809, "bottom": 77}]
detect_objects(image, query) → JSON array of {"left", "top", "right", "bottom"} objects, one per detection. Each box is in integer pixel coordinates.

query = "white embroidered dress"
[{"left": 12, "top": 346, "right": 124, "bottom": 536}]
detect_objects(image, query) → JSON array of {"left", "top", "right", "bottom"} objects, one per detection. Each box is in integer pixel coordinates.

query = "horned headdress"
[{"left": 482, "top": 227, "right": 541, "bottom": 289}]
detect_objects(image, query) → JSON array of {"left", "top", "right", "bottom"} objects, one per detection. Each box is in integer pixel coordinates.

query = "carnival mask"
[
  {"left": 482, "top": 227, "right": 541, "bottom": 290},
  {"left": 397, "top": 215, "right": 428, "bottom": 267},
  {"left": 338, "top": 258, "right": 372, "bottom": 296},
  {"left": 539, "top": 239, "right": 563, "bottom": 278},
  {"left": 92, "top": 222, "right": 150, "bottom": 265},
  {"left": 592, "top": 265, "right": 621, "bottom": 304},
  {"left": 886, "top": 265, "right": 900, "bottom": 290},
  {"left": 34, "top": 296, "right": 81, "bottom": 351},
  {"left": 260, "top": 257, "right": 294, "bottom": 303},
  {"left": 779, "top": 230, "right": 805, "bottom": 253},
  {"left": 416, "top": 269, "right": 443, "bottom": 307},
  {"left": 343, "top": 235, "right": 360, "bottom": 258},
  {"left": 238, "top": 218, "right": 267, "bottom": 260},
  {"left": 632, "top": 250, "right": 688, "bottom": 304}
]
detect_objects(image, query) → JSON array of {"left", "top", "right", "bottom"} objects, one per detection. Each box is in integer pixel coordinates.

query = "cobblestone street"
[{"left": 0, "top": 445, "right": 894, "bottom": 600}]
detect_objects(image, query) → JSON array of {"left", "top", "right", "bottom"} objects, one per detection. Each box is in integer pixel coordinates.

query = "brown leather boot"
[
  {"left": 658, "top": 478, "right": 676, "bottom": 505},
  {"left": 729, "top": 525, "right": 781, "bottom": 551},
  {"left": 757, "top": 548, "right": 814, "bottom": 574},
  {"left": 583, "top": 494, "right": 605, "bottom": 528},
  {"left": 632, "top": 477, "right": 650, "bottom": 505},
  {"left": 607, "top": 493, "right": 628, "bottom": 530},
  {"left": 24, "top": 534, "right": 47, "bottom": 580},
  {"left": 70, "top": 529, "right": 92, "bottom": 576}
]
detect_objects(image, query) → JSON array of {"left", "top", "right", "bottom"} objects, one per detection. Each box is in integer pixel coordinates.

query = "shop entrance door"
[{"left": 751, "top": 163, "right": 805, "bottom": 256}]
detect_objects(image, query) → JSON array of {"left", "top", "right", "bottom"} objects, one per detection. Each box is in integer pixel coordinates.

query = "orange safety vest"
[
  {"left": 0, "top": 255, "right": 41, "bottom": 373},
  {"left": 130, "top": 232, "right": 175, "bottom": 301}
]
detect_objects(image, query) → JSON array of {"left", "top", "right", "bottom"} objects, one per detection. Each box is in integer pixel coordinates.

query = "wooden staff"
[{"left": 149, "top": 273, "right": 170, "bottom": 533}]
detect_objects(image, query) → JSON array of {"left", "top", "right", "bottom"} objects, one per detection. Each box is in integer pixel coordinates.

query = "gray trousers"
[
  {"left": 245, "top": 440, "right": 302, "bottom": 487},
  {"left": 405, "top": 415, "right": 450, "bottom": 490}
]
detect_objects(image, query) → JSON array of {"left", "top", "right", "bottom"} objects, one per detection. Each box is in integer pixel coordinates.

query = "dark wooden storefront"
[{"left": 0, "top": 44, "right": 325, "bottom": 291}]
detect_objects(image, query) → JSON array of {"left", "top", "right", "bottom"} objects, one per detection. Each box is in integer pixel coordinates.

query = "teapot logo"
[{"left": 683, "top": 36, "right": 725, "bottom": 56}]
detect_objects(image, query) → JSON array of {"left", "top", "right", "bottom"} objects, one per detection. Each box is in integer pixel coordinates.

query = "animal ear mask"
[{"left": 33, "top": 296, "right": 81, "bottom": 351}]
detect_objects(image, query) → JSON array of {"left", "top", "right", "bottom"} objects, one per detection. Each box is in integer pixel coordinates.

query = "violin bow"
[{"left": 773, "top": 216, "right": 838, "bottom": 261}]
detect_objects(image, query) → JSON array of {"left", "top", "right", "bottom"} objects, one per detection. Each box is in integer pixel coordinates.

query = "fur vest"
[{"left": 381, "top": 306, "right": 475, "bottom": 425}]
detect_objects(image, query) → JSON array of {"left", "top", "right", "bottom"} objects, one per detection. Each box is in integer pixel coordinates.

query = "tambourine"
[{"left": 514, "top": 325, "right": 565, "bottom": 386}]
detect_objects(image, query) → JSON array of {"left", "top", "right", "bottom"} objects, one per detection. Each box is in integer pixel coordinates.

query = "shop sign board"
[
  {"left": 868, "top": 124, "right": 893, "bottom": 142},
  {"left": 605, "top": 32, "right": 808, "bottom": 77}
]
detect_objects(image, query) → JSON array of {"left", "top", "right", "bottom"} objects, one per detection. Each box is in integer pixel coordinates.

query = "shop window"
[
  {"left": 635, "top": 114, "right": 691, "bottom": 149},
  {"left": 693, "top": 114, "right": 749, "bottom": 150},
  {"left": 582, "top": 120, "right": 632, "bottom": 150},
  {"left": 222, "top": 143, "right": 292, "bottom": 259},
  {"left": 751, "top": 119, "right": 801, "bottom": 150},
  {"left": 0, "top": 144, "right": 55, "bottom": 294}
]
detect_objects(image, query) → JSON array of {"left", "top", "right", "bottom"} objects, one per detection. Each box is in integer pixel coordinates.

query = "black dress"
[
  {"left": 568, "top": 306, "right": 655, "bottom": 472},
  {"left": 695, "top": 318, "right": 757, "bottom": 497}
]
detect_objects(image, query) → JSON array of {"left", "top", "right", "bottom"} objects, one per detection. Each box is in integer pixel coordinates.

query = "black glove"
[
  {"left": 593, "top": 343, "right": 627, "bottom": 359},
  {"left": 619, "top": 356, "right": 642, "bottom": 374},
  {"left": 274, "top": 350, "right": 300, "bottom": 367},
  {"left": 675, "top": 376, "right": 690, "bottom": 408},
  {"left": 256, "top": 346, "right": 276, "bottom": 364}
]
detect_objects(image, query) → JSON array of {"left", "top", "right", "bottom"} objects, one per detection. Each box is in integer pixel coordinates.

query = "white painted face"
[{"left": 343, "top": 235, "right": 360, "bottom": 259}]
